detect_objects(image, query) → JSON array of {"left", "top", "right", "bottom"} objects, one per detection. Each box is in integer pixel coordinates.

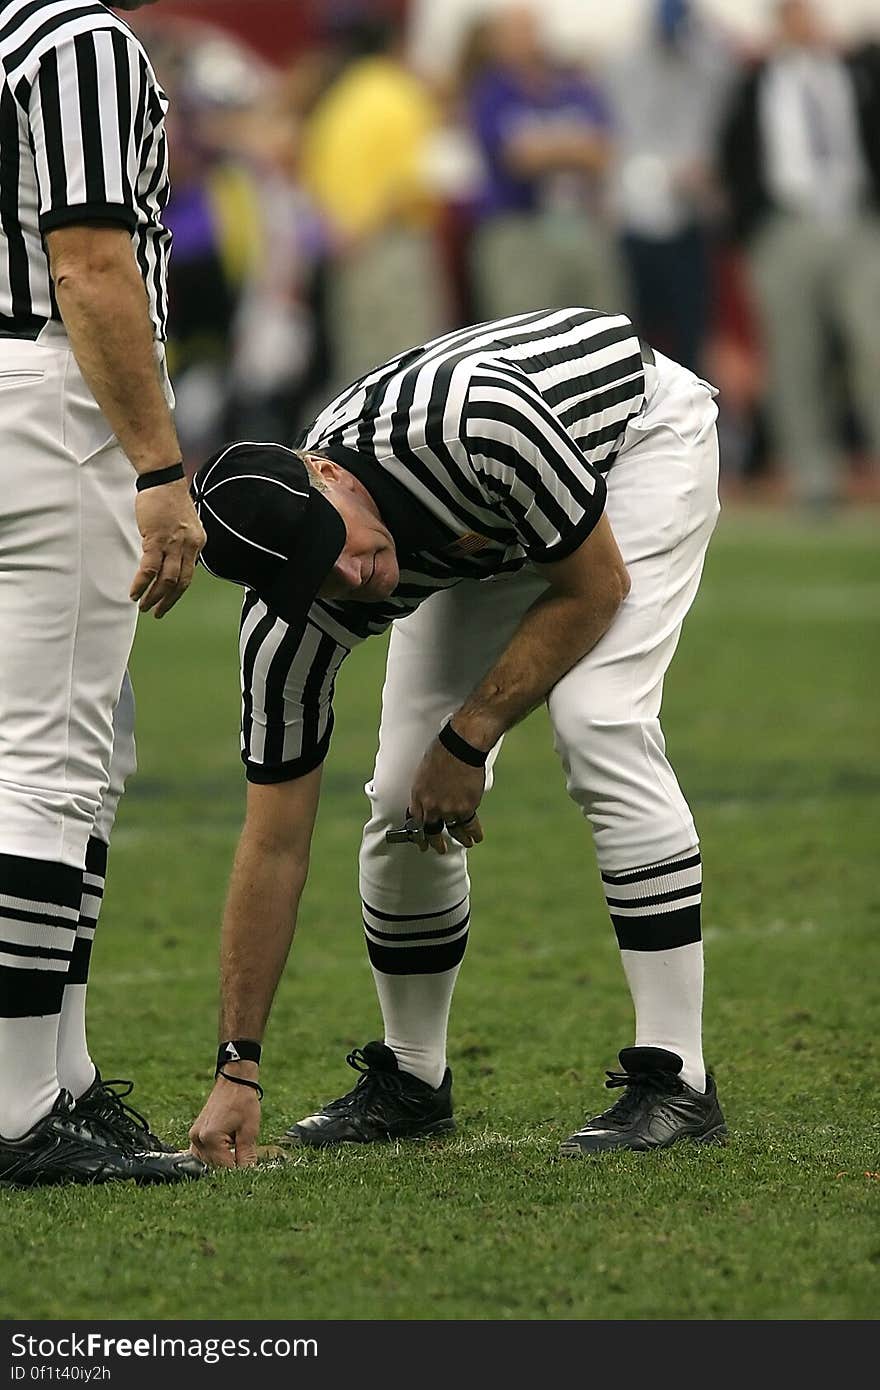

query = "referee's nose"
[{"left": 321, "top": 551, "right": 364, "bottom": 597}]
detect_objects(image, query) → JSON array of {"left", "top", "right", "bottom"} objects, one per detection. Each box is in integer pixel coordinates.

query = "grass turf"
[{"left": 2, "top": 510, "right": 878, "bottom": 1321}]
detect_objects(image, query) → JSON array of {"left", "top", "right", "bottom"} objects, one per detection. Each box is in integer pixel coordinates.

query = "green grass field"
[{"left": 2, "top": 510, "right": 879, "bottom": 1321}]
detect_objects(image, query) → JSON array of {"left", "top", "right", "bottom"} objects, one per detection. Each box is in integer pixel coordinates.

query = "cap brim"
[{"left": 259, "top": 490, "right": 347, "bottom": 624}]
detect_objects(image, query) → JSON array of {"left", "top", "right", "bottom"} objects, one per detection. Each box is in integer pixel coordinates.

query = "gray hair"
[{"left": 291, "top": 447, "right": 330, "bottom": 491}]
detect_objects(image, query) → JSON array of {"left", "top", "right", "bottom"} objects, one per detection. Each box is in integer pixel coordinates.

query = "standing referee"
[{"left": 0, "top": 0, "right": 204, "bottom": 1186}]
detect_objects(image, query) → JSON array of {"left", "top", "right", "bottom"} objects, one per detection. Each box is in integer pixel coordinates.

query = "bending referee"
[
  {"left": 0, "top": 1, "right": 204, "bottom": 1186},
  {"left": 189, "top": 305, "right": 727, "bottom": 1165}
]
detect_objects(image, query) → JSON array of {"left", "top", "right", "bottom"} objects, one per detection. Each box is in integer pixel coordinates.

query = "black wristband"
[
  {"left": 216, "top": 1039, "right": 262, "bottom": 1074},
  {"left": 438, "top": 720, "right": 489, "bottom": 768},
  {"left": 135, "top": 461, "right": 185, "bottom": 492},
  {"left": 217, "top": 1070, "right": 264, "bottom": 1101}
]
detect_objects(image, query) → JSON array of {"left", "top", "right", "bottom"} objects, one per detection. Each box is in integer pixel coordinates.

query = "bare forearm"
[
  {"left": 218, "top": 831, "right": 309, "bottom": 1040},
  {"left": 454, "top": 588, "right": 621, "bottom": 750},
  {"left": 506, "top": 129, "right": 611, "bottom": 178},
  {"left": 53, "top": 256, "right": 180, "bottom": 475}
]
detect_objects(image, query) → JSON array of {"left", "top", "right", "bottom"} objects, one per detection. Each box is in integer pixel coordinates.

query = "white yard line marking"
[
  {"left": 110, "top": 826, "right": 239, "bottom": 848},
  {"left": 93, "top": 966, "right": 214, "bottom": 987},
  {"left": 94, "top": 920, "right": 818, "bottom": 990},
  {"left": 696, "top": 582, "right": 880, "bottom": 620},
  {"left": 704, "top": 919, "right": 818, "bottom": 943}
]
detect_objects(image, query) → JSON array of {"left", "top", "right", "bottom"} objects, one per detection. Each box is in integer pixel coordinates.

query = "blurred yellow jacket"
[{"left": 301, "top": 56, "right": 439, "bottom": 239}]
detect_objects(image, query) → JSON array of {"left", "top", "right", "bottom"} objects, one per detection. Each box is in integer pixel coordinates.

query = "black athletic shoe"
[
  {"left": 560, "top": 1047, "right": 728, "bottom": 1155},
  {"left": 280, "top": 1042, "right": 455, "bottom": 1147},
  {"left": 75, "top": 1070, "right": 177, "bottom": 1154},
  {"left": 0, "top": 1090, "right": 206, "bottom": 1187}
]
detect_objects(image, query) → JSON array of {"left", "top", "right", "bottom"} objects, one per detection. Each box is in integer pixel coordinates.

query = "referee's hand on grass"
[
  {"left": 189, "top": 1071, "right": 261, "bottom": 1169},
  {"left": 131, "top": 479, "right": 206, "bottom": 619}
]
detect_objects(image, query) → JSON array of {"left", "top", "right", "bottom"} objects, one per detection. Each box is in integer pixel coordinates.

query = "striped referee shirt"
[
  {"left": 0, "top": 0, "right": 170, "bottom": 339},
  {"left": 241, "top": 306, "right": 648, "bottom": 783}
]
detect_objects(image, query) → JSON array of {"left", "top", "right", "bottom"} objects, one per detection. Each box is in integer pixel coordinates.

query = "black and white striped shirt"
[
  {"left": 0, "top": 0, "right": 170, "bottom": 339},
  {"left": 241, "top": 306, "right": 647, "bottom": 783}
]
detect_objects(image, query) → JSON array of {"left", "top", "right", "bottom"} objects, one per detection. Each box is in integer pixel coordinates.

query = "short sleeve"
[
  {"left": 464, "top": 368, "right": 607, "bottom": 563},
  {"left": 26, "top": 27, "right": 149, "bottom": 234},
  {"left": 239, "top": 595, "right": 349, "bottom": 784}
]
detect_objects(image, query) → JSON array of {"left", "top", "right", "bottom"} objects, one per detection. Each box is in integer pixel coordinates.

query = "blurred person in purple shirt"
[{"left": 465, "top": 4, "right": 626, "bottom": 320}]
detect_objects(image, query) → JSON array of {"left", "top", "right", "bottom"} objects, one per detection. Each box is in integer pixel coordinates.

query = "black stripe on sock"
[
  {"left": 0, "top": 964, "right": 65, "bottom": 1017},
  {"left": 601, "top": 852, "right": 701, "bottom": 887},
  {"left": 0, "top": 940, "right": 71, "bottom": 963},
  {"left": 65, "top": 933, "right": 93, "bottom": 988},
  {"left": 67, "top": 837, "right": 107, "bottom": 987},
  {"left": 0, "top": 903, "right": 77, "bottom": 931},
  {"left": 362, "top": 912, "right": 470, "bottom": 945},
  {"left": 365, "top": 931, "right": 469, "bottom": 976},
  {"left": 0, "top": 853, "right": 82, "bottom": 910},
  {"left": 612, "top": 904, "right": 702, "bottom": 952},
  {"left": 84, "top": 836, "right": 108, "bottom": 878}
]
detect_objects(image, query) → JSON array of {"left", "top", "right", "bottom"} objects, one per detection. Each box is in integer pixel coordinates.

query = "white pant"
[
  {"left": 359, "top": 352, "right": 720, "bottom": 913},
  {"left": 0, "top": 326, "right": 141, "bottom": 869}
]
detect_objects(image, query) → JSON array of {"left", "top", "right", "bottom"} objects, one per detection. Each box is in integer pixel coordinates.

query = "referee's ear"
[{"left": 305, "top": 455, "right": 350, "bottom": 493}]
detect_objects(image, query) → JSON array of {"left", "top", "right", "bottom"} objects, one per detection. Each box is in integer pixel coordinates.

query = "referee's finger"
[
  {"left": 130, "top": 545, "right": 161, "bottom": 602},
  {"left": 417, "top": 811, "right": 447, "bottom": 856},
  {"left": 446, "top": 813, "right": 484, "bottom": 849},
  {"left": 189, "top": 1129, "right": 235, "bottom": 1169},
  {"left": 139, "top": 549, "right": 182, "bottom": 615},
  {"left": 155, "top": 513, "right": 205, "bottom": 617},
  {"left": 178, "top": 538, "right": 200, "bottom": 591},
  {"left": 152, "top": 546, "right": 197, "bottom": 618},
  {"left": 234, "top": 1136, "right": 258, "bottom": 1168}
]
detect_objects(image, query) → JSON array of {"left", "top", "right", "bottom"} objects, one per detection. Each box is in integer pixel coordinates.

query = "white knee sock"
[
  {"left": 603, "top": 848, "right": 706, "bottom": 1091},
  {"left": 0, "top": 854, "right": 80, "bottom": 1138},
  {"left": 362, "top": 896, "right": 469, "bottom": 1088},
  {"left": 619, "top": 942, "right": 705, "bottom": 1090},
  {"left": 371, "top": 967, "right": 461, "bottom": 1089}
]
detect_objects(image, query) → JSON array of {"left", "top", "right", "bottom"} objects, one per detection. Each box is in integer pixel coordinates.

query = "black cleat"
[
  {"left": 0, "top": 1090, "right": 206, "bottom": 1187},
  {"left": 75, "top": 1070, "right": 177, "bottom": 1154},
  {"left": 280, "top": 1041, "right": 455, "bottom": 1148},
  {"left": 560, "top": 1047, "right": 728, "bottom": 1155}
]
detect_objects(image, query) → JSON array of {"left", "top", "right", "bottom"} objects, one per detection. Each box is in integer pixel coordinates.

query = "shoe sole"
[
  {"left": 559, "top": 1121, "right": 729, "bottom": 1157},
  {"left": 0, "top": 1168, "right": 204, "bottom": 1188},
  {"left": 278, "top": 1117, "right": 456, "bottom": 1149}
]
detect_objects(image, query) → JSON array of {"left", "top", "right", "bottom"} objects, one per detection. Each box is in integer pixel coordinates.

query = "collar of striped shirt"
[{"left": 318, "top": 443, "right": 458, "bottom": 555}]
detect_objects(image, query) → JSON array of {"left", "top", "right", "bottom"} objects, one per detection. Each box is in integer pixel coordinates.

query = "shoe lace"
[
  {"left": 88, "top": 1079, "right": 155, "bottom": 1144},
  {"left": 595, "top": 1068, "right": 681, "bottom": 1128},
  {"left": 340, "top": 1048, "right": 421, "bottom": 1114},
  {"left": 63, "top": 1105, "right": 137, "bottom": 1157}
]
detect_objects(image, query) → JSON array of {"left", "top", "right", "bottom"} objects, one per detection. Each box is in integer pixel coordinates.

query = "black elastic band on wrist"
[
  {"left": 217, "top": 1070, "right": 264, "bottom": 1101},
  {"left": 438, "top": 720, "right": 489, "bottom": 768},
  {"left": 216, "top": 1039, "right": 262, "bottom": 1073},
  {"left": 135, "top": 461, "right": 185, "bottom": 492}
]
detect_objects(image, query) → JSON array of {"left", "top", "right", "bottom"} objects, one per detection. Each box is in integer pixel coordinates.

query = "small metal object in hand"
[
  {"left": 385, "top": 813, "right": 421, "bottom": 845},
  {"left": 385, "top": 811, "right": 447, "bottom": 844}
]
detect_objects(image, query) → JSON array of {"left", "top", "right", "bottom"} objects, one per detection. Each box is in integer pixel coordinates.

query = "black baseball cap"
[{"left": 191, "top": 442, "right": 347, "bottom": 624}]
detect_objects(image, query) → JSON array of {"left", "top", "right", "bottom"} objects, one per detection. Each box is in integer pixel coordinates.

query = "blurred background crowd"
[{"left": 130, "top": 0, "right": 880, "bottom": 509}]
